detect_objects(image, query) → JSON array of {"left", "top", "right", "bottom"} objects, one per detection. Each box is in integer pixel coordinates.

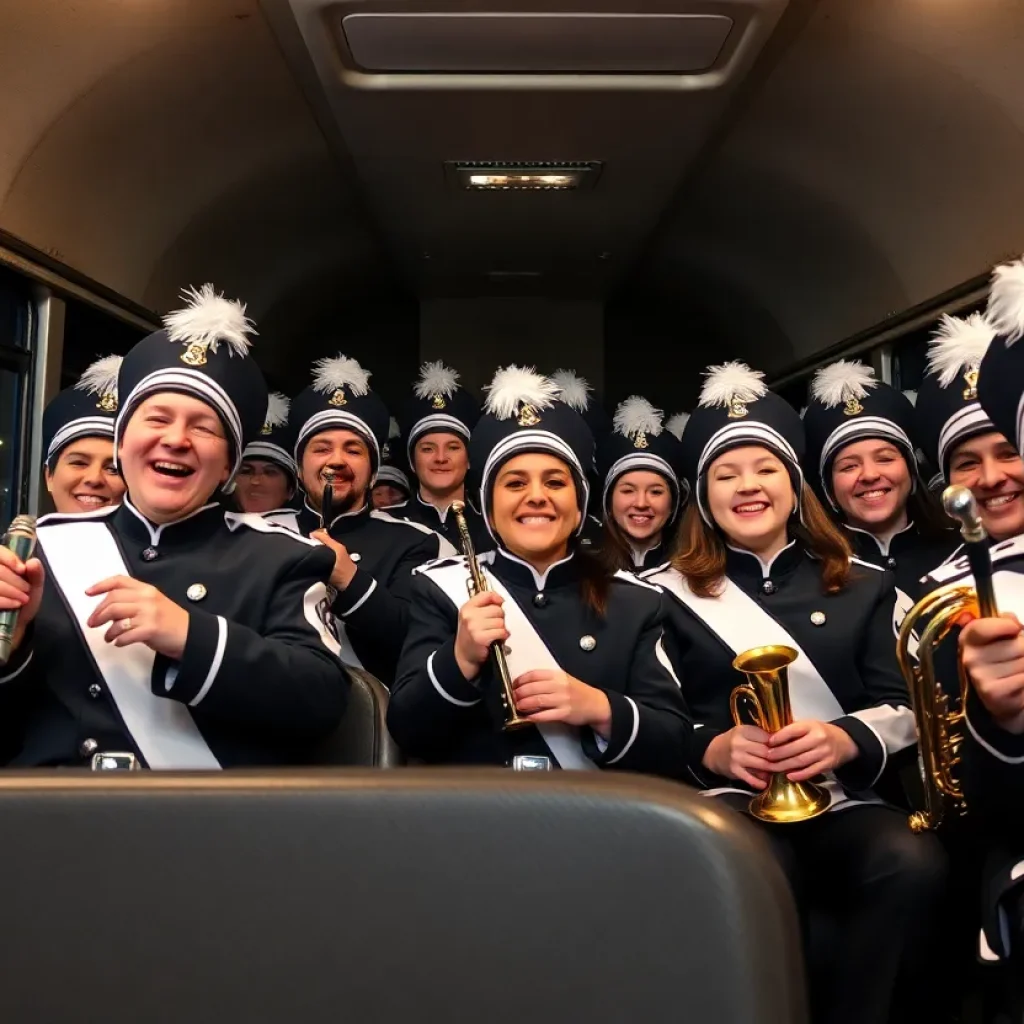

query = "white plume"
[
  {"left": 810, "top": 360, "right": 877, "bottom": 408},
  {"left": 414, "top": 360, "right": 460, "bottom": 400},
  {"left": 388, "top": 416, "right": 401, "bottom": 439},
  {"left": 927, "top": 313, "right": 996, "bottom": 387},
  {"left": 312, "top": 354, "right": 371, "bottom": 397},
  {"left": 483, "top": 365, "right": 559, "bottom": 420},
  {"left": 613, "top": 396, "right": 663, "bottom": 439},
  {"left": 550, "top": 369, "right": 591, "bottom": 412},
  {"left": 265, "top": 392, "right": 289, "bottom": 428},
  {"left": 698, "top": 361, "right": 767, "bottom": 410},
  {"left": 164, "top": 283, "right": 255, "bottom": 357},
  {"left": 665, "top": 411, "right": 690, "bottom": 440},
  {"left": 799, "top": 406, "right": 808, "bottom": 419},
  {"left": 75, "top": 354, "right": 122, "bottom": 398},
  {"left": 903, "top": 389, "right": 918, "bottom": 407},
  {"left": 988, "top": 255, "right": 1024, "bottom": 345}
]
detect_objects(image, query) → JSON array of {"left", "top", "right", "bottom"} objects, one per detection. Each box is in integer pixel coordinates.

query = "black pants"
[{"left": 721, "top": 798, "right": 948, "bottom": 1024}]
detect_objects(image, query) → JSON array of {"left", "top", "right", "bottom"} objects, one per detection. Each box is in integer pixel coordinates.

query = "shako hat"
[
  {"left": 115, "top": 284, "right": 266, "bottom": 486},
  {"left": 43, "top": 354, "right": 122, "bottom": 467}
]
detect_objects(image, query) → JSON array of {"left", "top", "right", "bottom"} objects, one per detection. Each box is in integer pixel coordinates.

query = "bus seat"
[
  {"left": 312, "top": 667, "right": 402, "bottom": 767},
  {"left": 0, "top": 771, "right": 806, "bottom": 1023}
]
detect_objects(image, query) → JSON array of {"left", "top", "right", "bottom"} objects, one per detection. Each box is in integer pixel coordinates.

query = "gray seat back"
[
  {"left": 0, "top": 770, "right": 806, "bottom": 1023},
  {"left": 311, "top": 667, "right": 402, "bottom": 766}
]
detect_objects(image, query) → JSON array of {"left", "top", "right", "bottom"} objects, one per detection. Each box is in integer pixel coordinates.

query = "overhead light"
[{"left": 446, "top": 161, "right": 601, "bottom": 191}]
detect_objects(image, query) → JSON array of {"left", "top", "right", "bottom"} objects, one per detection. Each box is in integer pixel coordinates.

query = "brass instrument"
[
  {"left": 896, "top": 484, "right": 997, "bottom": 832},
  {"left": 450, "top": 500, "right": 530, "bottom": 730},
  {"left": 321, "top": 468, "right": 336, "bottom": 526},
  {"left": 730, "top": 644, "right": 832, "bottom": 823}
]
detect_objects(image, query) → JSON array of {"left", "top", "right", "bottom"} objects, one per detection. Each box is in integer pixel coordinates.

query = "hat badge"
[
  {"left": 962, "top": 365, "right": 979, "bottom": 401},
  {"left": 180, "top": 340, "right": 209, "bottom": 367},
  {"left": 843, "top": 396, "right": 863, "bottom": 416},
  {"left": 431, "top": 393, "right": 447, "bottom": 410},
  {"left": 727, "top": 396, "right": 749, "bottom": 419},
  {"left": 381, "top": 441, "right": 391, "bottom": 460},
  {"left": 329, "top": 387, "right": 348, "bottom": 407},
  {"left": 259, "top": 419, "right": 272, "bottom": 435},
  {"left": 633, "top": 431, "right": 649, "bottom": 449},
  {"left": 96, "top": 391, "right": 118, "bottom": 413},
  {"left": 517, "top": 403, "right": 541, "bottom": 427}
]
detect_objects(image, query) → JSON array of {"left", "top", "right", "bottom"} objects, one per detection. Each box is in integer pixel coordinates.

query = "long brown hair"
[{"left": 671, "top": 485, "right": 853, "bottom": 598}]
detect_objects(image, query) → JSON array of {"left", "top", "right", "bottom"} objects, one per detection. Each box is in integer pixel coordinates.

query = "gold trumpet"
[
  {"left": 450, "top": 500, "right": 530, "bottom": 731},
  {"left": 730, "top": 645, "right": 832, "bottom": 824},
  {"left": 896, "top": 484, "right": 997, "bottom": 832}
]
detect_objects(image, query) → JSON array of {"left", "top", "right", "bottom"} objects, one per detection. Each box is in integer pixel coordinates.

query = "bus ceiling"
[{"left": 0, "top": 0, "right": 1022, "bottom": 387}]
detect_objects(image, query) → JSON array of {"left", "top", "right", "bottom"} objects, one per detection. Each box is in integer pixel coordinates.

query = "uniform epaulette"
[
  {"left": 925, "top": 534, "right": 1024, "bottom": 584},
  {"left": 413, "top": 554, "right": 467, "bottom": 576},
  {"left": 370, "top": 509, "right": 440, "bottom": 538},
  {"left": 224, "top": 510, "right": 320, "bottom": 546},
  {"left": 613, "top": 569, "right": 664, "bottom": 593},
  {"left": 850, "top": 556, "right": 885, "bottom": 572},
  {"left": 37, "top": 505, "right": 118, "bottom": 527}
]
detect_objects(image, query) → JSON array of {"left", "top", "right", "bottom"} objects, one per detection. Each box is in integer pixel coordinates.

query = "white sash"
[
  {"left": 647, "top": 567, "right": 858, "bottom": 808},
  {"left": 37, "top": 520, "right": 221, "bottom": 769},
  {"left": 424, "top": 560, "right": 597, "bottom": 770}
]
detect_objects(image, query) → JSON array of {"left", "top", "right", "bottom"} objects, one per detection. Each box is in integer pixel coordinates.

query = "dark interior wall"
[{"left": 420, "top": 297, "right": 604, "bottom": 400}]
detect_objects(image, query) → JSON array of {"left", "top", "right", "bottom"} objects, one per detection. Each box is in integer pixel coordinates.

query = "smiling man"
[
  {"left": 0, "top": 286, "right": 348, "bottom": 769},
  {"left": 281, "top": 354, "right": 455, "bottom": 684}
]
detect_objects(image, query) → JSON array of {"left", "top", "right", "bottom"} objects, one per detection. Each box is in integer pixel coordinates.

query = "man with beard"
[{"left": 280, "top": 355, "right": 455, "bottom": 684}]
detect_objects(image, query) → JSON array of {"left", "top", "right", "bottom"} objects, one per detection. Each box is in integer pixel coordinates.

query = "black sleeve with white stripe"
[
  {"left": 579, "top": 595, "right": 692, "bottom": 779},
  {"left": 962, "top": 692, "right": 1024, "bottom": 834},
  {"left": 833, "top": 577, "right": 917, "bottom": 791},
  {"left": 151, "top": 546, "right": 349, "bottom": 736},
  {"left": 334, "top": 532, "right": 439, "bottom": 683},
  {"left": 387, "top": 573, "right": 487, "bottom": 761}
]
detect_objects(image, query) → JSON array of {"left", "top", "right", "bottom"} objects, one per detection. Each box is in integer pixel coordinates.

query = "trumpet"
[
  {"left": 730, "top": 644, "right": 832, "bottom": 823},
  {"left": 450, "top": 500, "right": 530, "bottom": 731},
  {"left": 896, "top": 484, "right": 996, "bottom": 832}
]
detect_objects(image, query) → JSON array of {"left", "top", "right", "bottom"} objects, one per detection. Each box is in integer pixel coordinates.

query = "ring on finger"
[{"left": 120, "top": 617, "right": 133, "bottom": 632}]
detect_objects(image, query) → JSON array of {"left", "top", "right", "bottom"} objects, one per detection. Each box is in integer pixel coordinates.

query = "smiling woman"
[
  {"left": 646, "top": 360, "right": 945, "bottom": 1024},
  {"left": 388, "top": 364, "right": 690, "bottom": 775}
]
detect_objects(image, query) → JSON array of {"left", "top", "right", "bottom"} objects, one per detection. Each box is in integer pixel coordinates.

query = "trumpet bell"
[
  {"left": 731, "top": 642, "right": 832, "bottom": 824},
  {"left": 748, "top": 774, "right": 832, "bottom": 824}
]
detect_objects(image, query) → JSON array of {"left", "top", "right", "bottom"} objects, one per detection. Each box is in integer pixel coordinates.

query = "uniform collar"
[
  {"left": 492, "top": 547, "right": 579, "bottom": 592},
  {"left": 843, "top": 519, "right": 915, "bottom": 557},
  {"left": 115, "top": 498, "right": 222, "bottom": 547},
  {"left": 629, "top": 539, "right": 665, "bottom": 570},
  {"left": 725, "top": 538, "right": 801, "bottom": 585},
  {"left": 303, "top": 496, "right": 372, "bottom": 535}
]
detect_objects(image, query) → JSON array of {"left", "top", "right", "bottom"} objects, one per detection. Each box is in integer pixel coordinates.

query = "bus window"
[{"left": 0, "top": 268, "right": 31, "bottom": 525}]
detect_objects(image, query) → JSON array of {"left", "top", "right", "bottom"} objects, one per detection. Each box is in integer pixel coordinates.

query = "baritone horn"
[
  {"left": 450, "top": 501, "right": 530, "bottom": 730},
  {"left": 895, "top": 484, "right": 997, "bottom": 832},
  {"left": 731, "top": 644, "right": 832, "bottom": 823}
]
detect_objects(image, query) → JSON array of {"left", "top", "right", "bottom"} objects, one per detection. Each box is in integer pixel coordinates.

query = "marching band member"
[
  {"left": 41, "top": 356, "right": 126, "bottom": 515},
  {"left": 0, "top": 285, "right": 347, "bottom": 768},
  {"left": 284, "top": 354, "right": 455, "bottom": 683},
  {"left": 234, "top": 392, "right": 297, "bottom": 515},
  {"left": 803, "top": 360, "right": 956, "bottom": 596},
  {"left": 371, "top": 419, "right": 412, "bottom": 509},
  {"left": 396, "top": 361, "right": 488, "bottom": 549},
  {"left": 596, "top": 396, "right": 685, "bottom": 577},
  {"left": 388, "top": 366, "right": 690, "bottom": 773},
  {"left": 647, "top": 361, "right": 945, "bottom": 1024}
]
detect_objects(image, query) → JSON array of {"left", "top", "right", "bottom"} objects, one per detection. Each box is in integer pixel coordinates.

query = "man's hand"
[
  {"left": 960, "top": 612, "right": 1024, "bottom": 734},
  {"left": 311, "top": 530, "right": 359, "bottom": 590}
]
